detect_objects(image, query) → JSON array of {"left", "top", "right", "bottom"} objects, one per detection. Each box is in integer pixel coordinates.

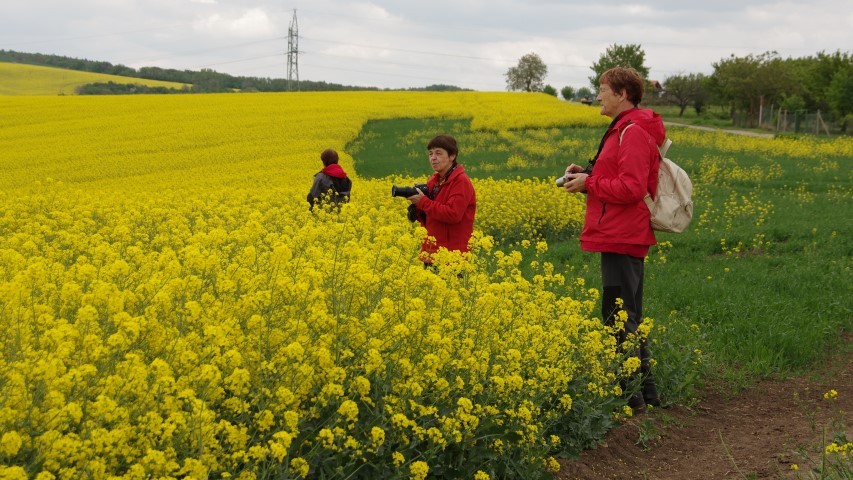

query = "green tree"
[
  {"left": 543, "top": 84, "right": 558, "bottom": 97},
  {"left": 588, "top": 43, "right": 649, "bottom": 90},
  {"left": 575, "top": 86, "right": 593, "bottom": 100},
  {"left": 710, "top": 51, "right": 797, "bottom": 127},
  {"left": 664, "top": 73, "right": 708, "bottom": 116},
  {"left": 826, "top": 66, "right": 853, "bottom": 133},
  {"left": 787, "top": 50, "right": 852, "bottom": 112},
  {"left": 505, "top": 52, "right": 548, "bottom": 92},
  {"left": 560, "top": 85, "right": 575, "bottom": 101}
]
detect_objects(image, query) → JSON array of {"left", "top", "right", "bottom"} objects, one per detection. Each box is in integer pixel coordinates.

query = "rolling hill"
[{"left": 0, "top": 62, "right": 188, "bottom": 96}]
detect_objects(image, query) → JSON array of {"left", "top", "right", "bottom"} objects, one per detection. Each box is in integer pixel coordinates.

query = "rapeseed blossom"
[{"left": 0, "top": 91, "right": 657, "bottom": 479}]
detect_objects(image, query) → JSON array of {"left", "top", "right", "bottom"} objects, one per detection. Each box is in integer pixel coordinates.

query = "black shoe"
[
  {"left": 643, "top": 382, "right": 661, "bottom": 407},
  {"left": 628, "top": 392, "right": 647, "bottom": 414}
]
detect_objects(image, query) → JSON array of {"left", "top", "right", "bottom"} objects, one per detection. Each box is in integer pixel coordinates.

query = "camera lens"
[{"left": 391, "top": 185, "right": 417, "bottom": 198}]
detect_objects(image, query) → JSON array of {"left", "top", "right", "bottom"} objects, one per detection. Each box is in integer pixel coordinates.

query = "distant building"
[{"left": 649, "top": 80, "right": 664, "bottom": 98}]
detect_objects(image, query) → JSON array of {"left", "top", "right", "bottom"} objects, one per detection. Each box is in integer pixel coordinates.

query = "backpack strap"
[
  {"left": 659, "top": 138, "right": 672, "bottom": 158},
  {"left": 620, "top": 123, "right": 672, "bottom": 158}
]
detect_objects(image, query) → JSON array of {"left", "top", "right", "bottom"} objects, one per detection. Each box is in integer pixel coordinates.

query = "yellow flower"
[
  {"left": 255, "top": 409, "right": 275, "bottom": 432},
  {"left": 0, "top": 466, "right": 29, "bottom": 480},
  {"left": 545, "top": 456, "right": 561, "bottom": 473},
  {"left": 409, "top": 461, "right": 429, "bottom": 480},
  {"left": 474, "top": 471, "right": 491, "bottom": 480},
  {"left": 1, "top": 431, "right": 23, "bottom": 456},
  {"left": 826, "top": 442, "right": 851, "bottom": 456},
  {"left": 318, "top": 428, "right": 336, "bottom": 449},
  {"left": 559, "top": 394, "right": 573, "bottom": 411},
  {"left": 290, "top": 457, "right": 310, "bottom": 478},
  {"left": 622, "top": 356, "right": 641, "bottom": 374},
  {"left": 370, "top": 426, "right": 385, "bottom": 448},
  {"left": 337, "top": 399, "right": 359, "bottom": 425}
]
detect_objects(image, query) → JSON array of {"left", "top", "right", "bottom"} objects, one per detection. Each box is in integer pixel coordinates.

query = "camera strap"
[
  {"left": 587, "top": 114, "right": 633, "bottom": 172},
  {"left": 431, "top": 163, "right": 458, "bottom": 197}
]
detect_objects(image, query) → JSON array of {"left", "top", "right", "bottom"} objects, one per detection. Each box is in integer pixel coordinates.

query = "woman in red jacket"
[
  {"left": 406, "top": 135, "right": 476, "bottom": 266},
  {"left": 562, "top": 67, "right": 663, "bottom": 413}
]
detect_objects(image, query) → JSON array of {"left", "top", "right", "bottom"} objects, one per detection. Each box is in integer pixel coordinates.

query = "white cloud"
[{"left": 193, "top": 8, "right": 275, "bottom": 37}]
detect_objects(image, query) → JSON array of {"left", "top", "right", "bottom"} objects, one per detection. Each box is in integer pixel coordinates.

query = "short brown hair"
[
  {"left": 427, "top": 135, "right": 458, "bottom": 159},
  {"left": 600, "top": 67, "right": 645, "bottom": 106},
  {"left": 320, "top": 148, "right": 339, "bottom": 166}
]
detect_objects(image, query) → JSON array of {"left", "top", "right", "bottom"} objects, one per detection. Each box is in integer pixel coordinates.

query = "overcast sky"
[{"left": 2, "top": 1, "right": 851, "bottom": 91}]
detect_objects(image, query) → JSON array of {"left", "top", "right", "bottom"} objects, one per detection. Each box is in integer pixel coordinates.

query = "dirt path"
[
  {"left": 664, "top": 121, "right": 776, "bottom": 138},
  {"left": 557, "top": 345, "right": 852, "bottom": 479}
]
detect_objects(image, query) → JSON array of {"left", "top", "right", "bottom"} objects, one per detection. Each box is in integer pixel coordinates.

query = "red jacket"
[
  {"left": 416, "top": 164, "right": 476, "bottom": 260},
  {"left": 581, "top": 108, "right": 665, "bottom": 257}
]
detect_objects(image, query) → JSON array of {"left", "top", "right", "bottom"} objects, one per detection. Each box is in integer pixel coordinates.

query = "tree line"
[
  {"left": 0, "top": 49, "right": 470, "bottom": 94},
  {"left": 504, "top": 45, "right": 853, "bottom": 133}
]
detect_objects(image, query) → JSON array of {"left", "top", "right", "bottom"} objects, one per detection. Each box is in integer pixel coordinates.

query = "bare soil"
[{"left": 557, "top": 343, "right": 852, "bottom": 480}]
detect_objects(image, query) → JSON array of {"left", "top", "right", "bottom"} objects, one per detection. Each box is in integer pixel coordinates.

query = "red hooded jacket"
[
  {"left": 415, "top": 164, "right": 476, "bottom": 260},
  {"left": 581, "top": 108, "right": 665, "bottom": 258}
]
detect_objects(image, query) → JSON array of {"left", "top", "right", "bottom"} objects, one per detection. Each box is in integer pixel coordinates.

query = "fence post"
[{"left": 816, "top": 110, "right": 831, "bottom": 136}]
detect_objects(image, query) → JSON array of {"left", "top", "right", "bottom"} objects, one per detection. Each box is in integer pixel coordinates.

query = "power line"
[
  {"left": 301, "top": 36, "right": 518, "bottom": 64},
  {"left": 193, "top": 53, "right": 284, "bottom": 70},
  {"left": 300, "top": 35, "right": 591, "bottom": 70},
  {"left": 300, "top": 62, "right": 505, "bottom": 90}
]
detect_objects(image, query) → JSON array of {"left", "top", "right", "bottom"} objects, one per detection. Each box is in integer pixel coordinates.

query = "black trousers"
[{"left": 601, "top": 252, "right": 658, "bottom": 403}]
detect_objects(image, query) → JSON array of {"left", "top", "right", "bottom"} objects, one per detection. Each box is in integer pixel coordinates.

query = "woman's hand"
[
  {"left": 407, "top": 188, "right": 427, "bottom": 206},
  {"left": 563, "top": 173, "right": 588, "bottom": 193},
  {"left": 565, "top": 163, "right": 584, "bottom": 175}
]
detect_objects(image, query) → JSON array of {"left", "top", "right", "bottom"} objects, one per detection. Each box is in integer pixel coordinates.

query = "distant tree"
[
  {"left": 505, "top": 52, "right": 548, "bottom": 92},
  {"left": 787, "top": 50, "right": 852, "bottom": 112},
  {"left": 560, "top": 85, "right": 575, "bottom": 101},
  {"left": 780, "top": 94, "right": 806, "bottom": 112},
  {"left": 575, "top": 86, "right": 593, "bottom": 99},
  {"left": 589, "top": 43, "right": 649, "bottom": 90},
  {"left": 542, "top": 84, "right": 557, "bottom": 97},
  {"left": 710, "top": 51, "right": 798, "bottom": 126},
  {"left": 408, "top": 84, "right": 471, "bottom": 92},
  {"left": 826, "top": 66, "right": 853, "bottom": 133},
  {"left": 75, "top": 81, "right": 182, "bottom": 95},
  {"left": 692, "top": 75, "right": 712, "bottom": 115},
  {"left": 663, "top": 73, "right": 708, "bottom": 116}
]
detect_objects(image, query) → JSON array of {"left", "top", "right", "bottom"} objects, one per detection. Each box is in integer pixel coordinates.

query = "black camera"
[{"left": 391, "top": 183, "right": 428, "bottom": 198}]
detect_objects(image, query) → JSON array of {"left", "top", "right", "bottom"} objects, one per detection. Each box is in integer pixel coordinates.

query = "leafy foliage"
[
  {"left": 663, "top": 73, "right": 710, "bottom": 116},
  {"left": 505, "top": 52, "right": 548, "bottom": 92},
  {"left": 588, "top": 44, "right": 649, "bottom": 90}
]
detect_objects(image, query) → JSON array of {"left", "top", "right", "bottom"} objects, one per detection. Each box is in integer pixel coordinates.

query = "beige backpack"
[{"left": 621, "top": 125, "right": 693, "bottom": 233}]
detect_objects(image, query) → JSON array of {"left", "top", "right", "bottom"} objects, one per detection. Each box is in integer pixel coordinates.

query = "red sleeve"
[{"left": 586, "top": 129, "right": 653, "bottom": 204}]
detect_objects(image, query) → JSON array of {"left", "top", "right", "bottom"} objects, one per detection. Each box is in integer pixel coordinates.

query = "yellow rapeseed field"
[
  {"left": 3, "top": 90, "right": 851, "bottom": 479},
  {"left": 0, "top": 92, "right": 625, "bottom": 479},
  {"left": 0, "top": 62, "right": 188, "bottom": 96}
]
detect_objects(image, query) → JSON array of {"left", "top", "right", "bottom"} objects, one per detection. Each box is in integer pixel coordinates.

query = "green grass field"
[
  {"left": 348, "top": 118, "right": 603, "bottom": 182},
  {"left": 353, "top": 117, "right": 853, "bottom": 400},
  {"left": 0, "top": 62, "right": 188, "bottom": 95}
]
